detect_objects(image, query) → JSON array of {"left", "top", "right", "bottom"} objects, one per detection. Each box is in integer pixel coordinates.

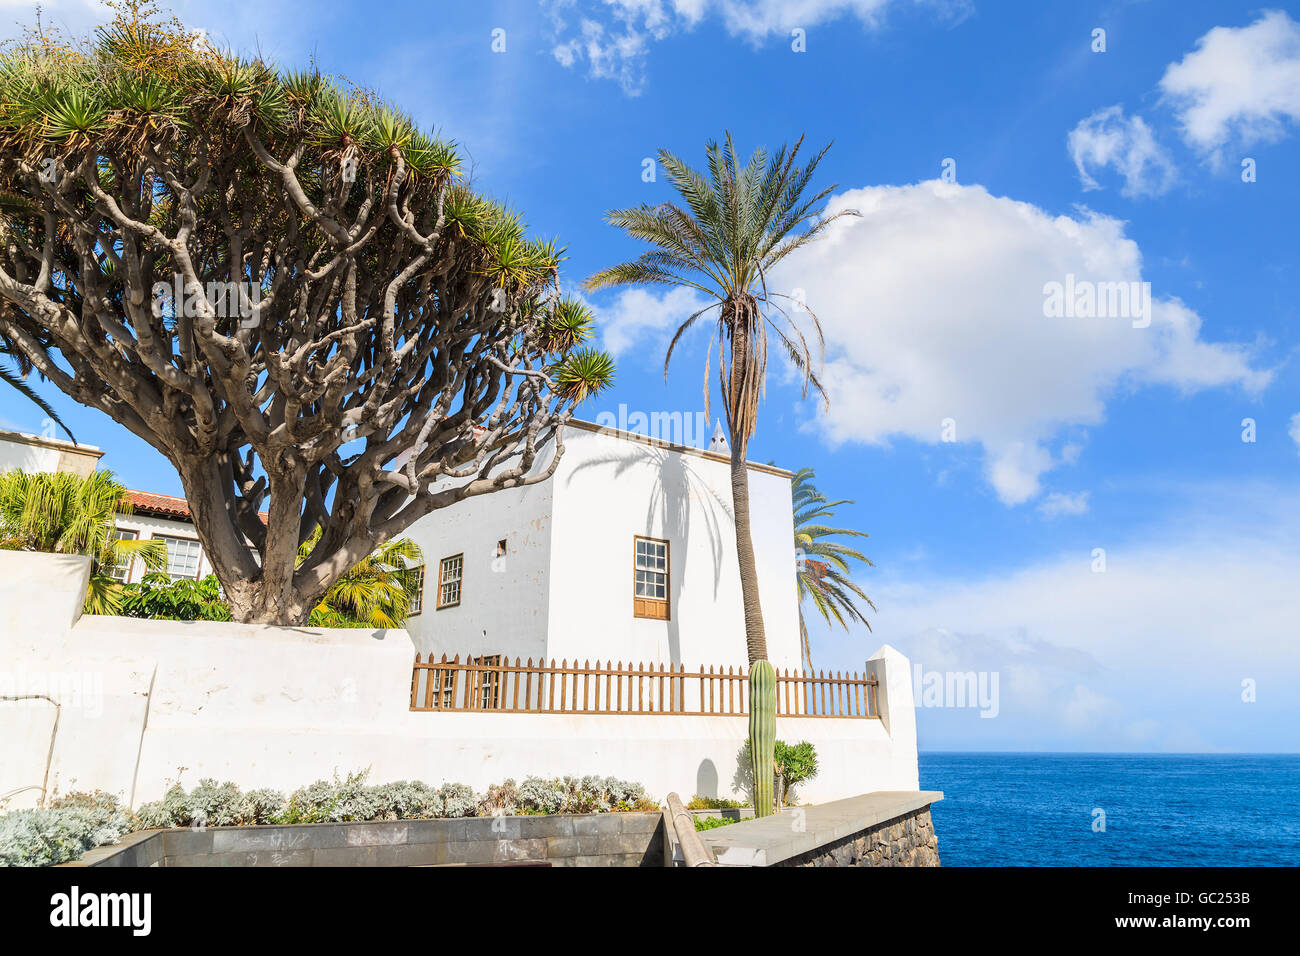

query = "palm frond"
[{"left": 791, "top": 468, "right": 875, "bottom": 669}]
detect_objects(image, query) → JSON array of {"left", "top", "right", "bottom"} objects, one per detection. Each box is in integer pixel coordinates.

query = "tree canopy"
[{"left": 0, "top": 3, "right": 613, "bottom": 623}]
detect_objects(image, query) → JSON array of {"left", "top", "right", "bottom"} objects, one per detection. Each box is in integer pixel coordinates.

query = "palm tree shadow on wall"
[{"left": 566, "top": 446, "right": 730, "bottom": 667}]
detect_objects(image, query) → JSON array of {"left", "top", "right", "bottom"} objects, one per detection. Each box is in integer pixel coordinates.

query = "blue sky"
[{"left": 3, "top": 0, "right": 1297, "bottom": 753}]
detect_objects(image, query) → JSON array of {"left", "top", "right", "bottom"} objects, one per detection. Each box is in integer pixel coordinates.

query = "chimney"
[{"left": 708, "top": 420, "right": 729, "bottom": 454}]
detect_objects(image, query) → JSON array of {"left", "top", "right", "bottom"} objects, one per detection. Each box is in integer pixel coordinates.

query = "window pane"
[
  {"left": 157, "top": 536, "right": 202, "bottom": 581},
  {"left": 439, "top": 555, "right": 463, "bottom": 607},
  {"left": 633, "top": 538, "right": 669, "bottom": 618},
  {"left": 408, "top": 566, "right": 425, "bottom": 614},
  {"left": 107, "top": 529, "right": 138, "bottom": 581}
]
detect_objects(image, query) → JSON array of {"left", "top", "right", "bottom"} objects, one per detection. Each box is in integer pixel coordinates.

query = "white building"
[
  {"left": 108, "top": 491, "right": 225, "bottom": 584},
  {"left": 3, "top": 421, "right": 801, "bottom": 668},
  {"left": 403, "top": 420, "right": 801, "bottom": 670},
  {"left": 0, "top": 429, "right": 103, "bottom": 479},
  {"left": 0, "top": 422, "right": 923, "bottom": 809},
  {"left": 0, "top": 428, "right": 234, "bottom": 584}
]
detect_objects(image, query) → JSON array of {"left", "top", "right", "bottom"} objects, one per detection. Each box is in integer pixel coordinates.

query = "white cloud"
[
  {"left": 593, "top": 285, "right": 712, "bottom": 358},
  {"left": 1038, "top": 491, "right": 1089, "bottom": 518},
  {"left": 770, "top": 180, "right": 1270, "bottom": 505},
  {"left": 869, "top": 489, "right": 1300, "bottom": 750},
  {"left": 1067, "top": 105, "right": 1178, "bottom": 198},
  {"left": 1289, "top": 411, "right": 1300, "bottom": 453},
  {"left": 542, "top": 0, "right": 970, "bottom": 93},
  {"left": 1159, "top": 10, "right": 1300, "bottom": 158}
]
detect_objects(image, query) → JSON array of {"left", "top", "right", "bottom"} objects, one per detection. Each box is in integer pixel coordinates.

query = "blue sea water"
[{"left": 919, "top": 752, "right": 1300, "bottom": 866}]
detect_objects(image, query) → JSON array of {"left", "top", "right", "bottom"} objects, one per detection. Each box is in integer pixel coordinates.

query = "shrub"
[
  {"left": 517, "top": 776, "right": 565, "bottom": 815},
  {"left": 371, "top": 781, "right": 442, "bottom": 821},
  {"left": 693, "top": 814, "right": 739, "bottom": 831},
  {"left": 734, "top": 738, "right": 820, "bottom": 806},
  {"left": 0, "top": 792, "right": 132, "bottom": 867},
  {"left": 236, "top": 788, "right": 289, "bottom": 826},
  {"left": 774, "top": 740, "right": 819, "bottom": 805},
  {"left": 437, "top": 783, "right": 477, "bottom": 818},
  {"left": 2, "top": 770, "right": 657, "bottom": 864},
  {"left": 281, "top": 770, "right": 379, "bottom": 823},
  {"left": 132, "top": 784, "right": 192, "bottom": 829},
  {"left": 687, "top": 795, "right": 747, "bottom": 810},
  {"left": 476, "top": 779, "right": 519, "bottom": 817}
]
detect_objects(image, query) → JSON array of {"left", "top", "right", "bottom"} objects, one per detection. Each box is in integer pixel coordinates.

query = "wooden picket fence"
[{"left": 410, "top": 653, "right": 878, "bottom": 719}]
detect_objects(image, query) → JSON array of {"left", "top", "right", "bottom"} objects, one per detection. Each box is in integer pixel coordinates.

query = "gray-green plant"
[{"left": 0, "top": 791, "right": 132, "bottom": 867}]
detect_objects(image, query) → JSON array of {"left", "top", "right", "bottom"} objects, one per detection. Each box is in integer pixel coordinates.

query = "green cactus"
[{"left": 748, "top": 659, "right": 777, "bottom": 817}]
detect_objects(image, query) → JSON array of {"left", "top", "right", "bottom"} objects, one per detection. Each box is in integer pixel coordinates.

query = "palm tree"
[
  {"left": 0, "top": 468, "right": 165, "bottom": 613},
  {"left": 587, "top": 133, "right": 857, "bottom": 664},
  {"left": 793, "top": 468, "right": 876, "bottom": 671},
  {"left": 297, "top": 528, "right": 424, "bottom": 628},
  {"left": 1, "top": 332, "right": 75, "bottom": 442}
]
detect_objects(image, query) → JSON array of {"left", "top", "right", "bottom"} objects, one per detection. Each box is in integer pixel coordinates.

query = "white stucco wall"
[
  {"left": 401, "top": 477, "right": 554, "bottom": 664},
  {"left": 0, "top": 430, "right": 103, "bottom": 479},
  {"left": 0, "top": 552, "right": 920, "bottom": 811},
  {"left": 546, "top": 426, "right": 800, "bottom": 670},
  {"left": 0, "top": 435, "right": 58, "bottom": 473},
  {"left": 401, "top": 422, "right": 800, "bottom": 672}
]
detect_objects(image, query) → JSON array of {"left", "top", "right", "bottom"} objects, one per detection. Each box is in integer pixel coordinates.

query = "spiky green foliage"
[
  {"left": 297, "top": 527, "right": 423, "bottom": 628},
  {"left": 748, "top": 659, "right": 776, "bottom": 818},
  {"left": 793, "top": 467, "right": 875, "bottom": 670},
  {"left": 586, "top": 132, "right": 857, "bottom": 445},
  {"left": 0, "top": 341, "right": 72, "bottom": 439},
  {"left": 586, "top": 132, "right": 854, "bottom": 665},
  {"left": 0, "top": 2, "right": 612, "bottom": 625},
  {"left": 0, "top": 468, "right": 165, "bottom": 613}
]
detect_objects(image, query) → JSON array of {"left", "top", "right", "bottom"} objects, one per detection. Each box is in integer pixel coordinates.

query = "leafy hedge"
[{"left": 0, "top": 770, "right": 658, "bottom": 866}]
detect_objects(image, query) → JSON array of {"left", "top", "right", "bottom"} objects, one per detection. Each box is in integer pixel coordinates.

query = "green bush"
[
  {"left": 687, "top": 795, "right": 747, "bottom": 810},
  {"left": 693, "top": 814, "right": 740, "bottom": 831},
  {"left": 119, "top": 573, "right": 233, "bottom": 622},
  {"left": 774, "top": 740, "right": 819, "bottom": 805}
]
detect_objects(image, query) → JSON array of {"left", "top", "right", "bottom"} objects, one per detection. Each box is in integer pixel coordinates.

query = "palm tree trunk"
[{"left": 730, "top": 444, "right": 768, "bottom": 664}]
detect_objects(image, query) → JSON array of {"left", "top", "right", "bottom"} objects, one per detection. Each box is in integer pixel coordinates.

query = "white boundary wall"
[{"left": 0, "top": 552, "right": 919, "bottom": 810}]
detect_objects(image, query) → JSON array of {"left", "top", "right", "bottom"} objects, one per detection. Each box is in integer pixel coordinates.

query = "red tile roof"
[
  {"left": 124, "top": 489, "right": 193, "bottom": 519},
  {"left": 122, "top": 490, "right": 268, "bottom": 523}
]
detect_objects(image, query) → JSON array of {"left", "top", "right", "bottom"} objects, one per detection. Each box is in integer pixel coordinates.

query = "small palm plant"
[
  {"left": 297, "top": 528, "right": 424, "bottom": 628},
  {"left": 793, "top": 468, "right": 876, "bottom": 670},
  {"left": 0, "top": 468, "right": 165, "bottom": 613}
]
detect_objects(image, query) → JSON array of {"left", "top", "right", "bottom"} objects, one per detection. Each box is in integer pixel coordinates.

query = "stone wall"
[
  {"left": 67, "top": 812, "right": 668, "bottom": 868},
  {"left": 774, "top": 806, "right": 940, "bottom": 867}
]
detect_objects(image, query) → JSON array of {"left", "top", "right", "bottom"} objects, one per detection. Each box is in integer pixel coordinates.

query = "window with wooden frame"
[
  {"left": 407, "top": 565, "right": 426, "bottom": 615},
  {"left": 157, "top": 534, "right": 203, "bottom": 581},
  {"left": 437, "top": 554, "right": 463, "bottom": 609},
  {"left": 106, "top": 528, "right": 138, "bottom": 582},
  {"left": 633, "top": 536, "right": 670, "bottom": 620}
]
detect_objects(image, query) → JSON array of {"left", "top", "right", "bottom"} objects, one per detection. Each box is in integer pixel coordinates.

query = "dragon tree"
[{"left": 0, "top": 5, "right": 613, "bottom": 623}]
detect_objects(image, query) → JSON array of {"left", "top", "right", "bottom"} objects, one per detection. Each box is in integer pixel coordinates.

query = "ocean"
[{"left": 918, "top": 752, "right": 1300, "bottom": 866}]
